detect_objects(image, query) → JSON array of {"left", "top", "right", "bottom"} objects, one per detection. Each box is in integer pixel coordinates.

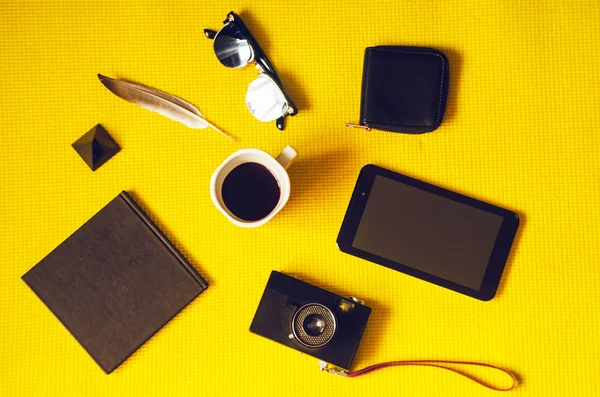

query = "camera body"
[{"left": 250, "top": 271, "right": 371, "bottom": 370}]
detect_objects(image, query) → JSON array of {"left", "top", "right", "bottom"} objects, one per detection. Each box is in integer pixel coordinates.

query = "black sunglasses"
[{"left": 204, "top": 11, "right": 298, "bottom": 131}]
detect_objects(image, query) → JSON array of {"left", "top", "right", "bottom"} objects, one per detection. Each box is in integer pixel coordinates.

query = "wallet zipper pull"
[{"left": 345, "top": 123, "right": 372, "bottom": 131}]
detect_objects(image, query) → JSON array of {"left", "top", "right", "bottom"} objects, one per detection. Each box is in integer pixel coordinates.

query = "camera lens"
[
  {"left": 303, "top": 314, "right": 326, "bottom": 336},
  {"left": 292, "top": 303, "right": 336, "bottom": 348}
]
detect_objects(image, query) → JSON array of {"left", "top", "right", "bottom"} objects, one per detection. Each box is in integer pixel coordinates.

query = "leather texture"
[
  {"left": 22, "top": 192, "right": 207, "bottom": 374},
  {"left": 360, "top": 46, "right": 449, "bottom": 133}
]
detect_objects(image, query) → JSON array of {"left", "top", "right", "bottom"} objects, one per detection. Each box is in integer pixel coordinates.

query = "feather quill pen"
[{"left": 98, "top": 74, "right": 236, "bottom": 141}]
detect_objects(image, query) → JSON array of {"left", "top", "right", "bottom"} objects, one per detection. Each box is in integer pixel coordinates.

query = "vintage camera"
[{"left": 249, "top": 271, "right": 371, "bottom": 370}]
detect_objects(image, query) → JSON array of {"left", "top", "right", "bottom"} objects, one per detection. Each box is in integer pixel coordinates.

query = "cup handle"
[{"left": 275, "top": 146, "right": 297, "bottom": 170}]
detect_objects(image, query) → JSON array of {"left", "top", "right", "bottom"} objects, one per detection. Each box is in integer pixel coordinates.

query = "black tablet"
[{"left": 337, "top": 165, "right": 519, "bottom": 301}]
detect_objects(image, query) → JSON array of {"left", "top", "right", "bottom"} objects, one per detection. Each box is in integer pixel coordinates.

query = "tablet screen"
[{"left": 352, "top": 175, "right": 504, "bottom": 290}]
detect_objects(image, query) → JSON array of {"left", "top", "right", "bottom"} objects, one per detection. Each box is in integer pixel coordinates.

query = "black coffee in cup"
[{"left": 221, "top": 162, "right": 281, "bottom": 221}]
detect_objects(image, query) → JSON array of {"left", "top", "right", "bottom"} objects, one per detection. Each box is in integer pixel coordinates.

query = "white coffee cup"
[{"left": 210, "top": 146, "right": 297, "bottom": 228}]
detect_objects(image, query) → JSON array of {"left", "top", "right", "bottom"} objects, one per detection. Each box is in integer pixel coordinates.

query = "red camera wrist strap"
[{"left": 323, "top": 360, "right": 516, "bottom": 391}]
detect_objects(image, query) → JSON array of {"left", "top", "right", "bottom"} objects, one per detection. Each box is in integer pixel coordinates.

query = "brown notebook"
[{"left": 22, "top": 191, "right": 208, "bottom": 374}]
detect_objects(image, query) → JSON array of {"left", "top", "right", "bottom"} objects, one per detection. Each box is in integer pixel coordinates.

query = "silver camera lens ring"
[{"left": 291, "top": 303, "right": 336, "bottom": 348}]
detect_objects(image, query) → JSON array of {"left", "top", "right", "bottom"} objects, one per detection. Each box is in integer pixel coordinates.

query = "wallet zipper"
[
  {"left": 344, "top": 123, "right": 420, "bottom": 135},
  {"left": 345, "top": 122, "right": 404, "bottom": 133},
  {"left": 345, "top": 123, "right": 372, "bottom": 131}
]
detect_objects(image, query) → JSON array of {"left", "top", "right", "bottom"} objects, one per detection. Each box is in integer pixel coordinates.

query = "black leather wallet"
[{"left": 347, "top": 46, "right": 449, "bottom": 134}]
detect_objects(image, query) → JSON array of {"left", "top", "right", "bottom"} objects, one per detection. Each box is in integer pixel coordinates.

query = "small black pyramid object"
[{"left": 72, "top": 124, "right": 120, "bottom": 171}]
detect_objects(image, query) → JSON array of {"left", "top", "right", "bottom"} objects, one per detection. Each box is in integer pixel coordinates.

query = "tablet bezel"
[{"left": 337, "top": 164, "right": 519, "bottom": 301}]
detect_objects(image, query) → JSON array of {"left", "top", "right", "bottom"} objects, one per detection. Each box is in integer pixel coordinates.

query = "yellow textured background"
[{"left": 1, "top": 1, "right": 599, "bottom": 396}]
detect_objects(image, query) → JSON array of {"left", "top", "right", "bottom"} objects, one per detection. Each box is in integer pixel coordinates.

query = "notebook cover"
[{"left": 22, "top": 191, "right": 208, "bottom": 374}]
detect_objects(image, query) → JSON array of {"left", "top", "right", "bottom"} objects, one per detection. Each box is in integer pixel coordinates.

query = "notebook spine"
[{"left": 118, "top": 191, "right": 209, "bottom": 290}]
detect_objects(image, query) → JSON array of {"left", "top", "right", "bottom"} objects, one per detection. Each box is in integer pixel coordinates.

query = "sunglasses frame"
[{"left": 205, "top": 11, "right": 298, "bottom": 131}]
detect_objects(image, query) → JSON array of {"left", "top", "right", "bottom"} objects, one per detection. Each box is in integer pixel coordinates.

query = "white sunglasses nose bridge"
[{"left": 245, "top": 74, "right": 289, "bottom": 122}]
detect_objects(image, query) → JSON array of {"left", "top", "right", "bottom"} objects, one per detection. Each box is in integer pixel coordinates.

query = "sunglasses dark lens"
[{"left": 214, "top": 23, "right": 253, "bottom": 68}]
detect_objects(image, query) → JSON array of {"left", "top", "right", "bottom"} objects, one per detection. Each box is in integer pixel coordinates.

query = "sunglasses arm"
[
  {"left": 204, "top": 29, "right": 217, "bottom": 40},
  {"left": 276, "top": 116, "right": 286, "bottom": 131}
]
